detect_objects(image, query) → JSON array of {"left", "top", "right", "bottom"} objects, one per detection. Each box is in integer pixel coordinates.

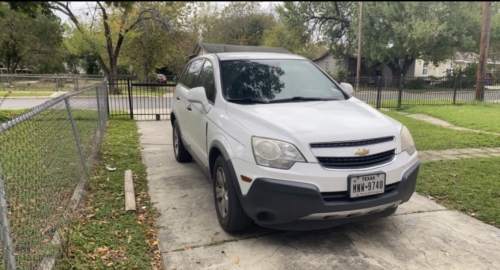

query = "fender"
[{"left": 209, "top": 139, "right": 246, "bottom": 205}]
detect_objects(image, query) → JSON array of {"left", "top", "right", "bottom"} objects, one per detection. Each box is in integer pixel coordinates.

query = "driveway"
[{"left": 138, "top": 121, "right": 500, "bottom": 270}]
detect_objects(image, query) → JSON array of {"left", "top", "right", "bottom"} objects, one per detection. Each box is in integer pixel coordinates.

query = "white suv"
[{"left": 171, "top": 53, "right": 419, "bottom": 232}]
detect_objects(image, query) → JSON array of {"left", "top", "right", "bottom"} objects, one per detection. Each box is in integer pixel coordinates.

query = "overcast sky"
[{"left": 55, "top": 2, "right": 281, "bottom": 24}]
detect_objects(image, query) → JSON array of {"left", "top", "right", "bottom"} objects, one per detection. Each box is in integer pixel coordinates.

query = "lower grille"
[{"left": 317, "top": 149, "right": 395, "bottom": 169}]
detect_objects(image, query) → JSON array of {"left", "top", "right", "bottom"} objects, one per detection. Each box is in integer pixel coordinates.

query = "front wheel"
[
  {"left": 213, "top": 155, "right": 253, "bottom": 233},
  {"left": 173, "top": 120, "right": 192, "bottom": 163}
]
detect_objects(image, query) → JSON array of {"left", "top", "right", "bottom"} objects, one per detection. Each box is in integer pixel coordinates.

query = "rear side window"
[{"left": 183, "top": 59, "right": 204, "bottom": 88}]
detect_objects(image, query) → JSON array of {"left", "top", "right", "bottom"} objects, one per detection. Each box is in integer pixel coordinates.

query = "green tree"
[
  {"left": 195, "top": 2, "right": 277, "bottom": 46},
  {"left": 0, "top": 2, "right": 64, "bottom": 73},
  {"left": 53, "top": 1, "right": 185, "bottom": 93},
  {"left": 278, "top": 2, "right": 481, "bottom": 78},
  {"left": 119, "top": 2, "right": 191, "bottom": 80},
  {"left": 262, "top": 22, "right": 325, "bottom": 60}
]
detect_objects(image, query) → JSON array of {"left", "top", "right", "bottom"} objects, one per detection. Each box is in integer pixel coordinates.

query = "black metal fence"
[
  {"left": 107, "top": 77, "right": 176, "bottom": 120},
  {"left": 346, "top": 76, "right": 500, "bottom": 109},
  {"left": 105, "top": 75, "right": 500, "bottom": 117}
]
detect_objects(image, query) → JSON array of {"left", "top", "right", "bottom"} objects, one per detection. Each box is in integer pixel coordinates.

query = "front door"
[{"left": 185, "top": 60, "right": 216, "bottom": 166}]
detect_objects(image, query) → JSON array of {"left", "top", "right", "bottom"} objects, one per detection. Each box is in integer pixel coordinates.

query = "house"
[
  {"left": 312, "top": 51, "right": 348, "bottom": 76},
  {"left": 412, "top": 52, "right": 500, "bottom": 79},
  {"left": 188, "top": 43, "right": 292, "bottom": 59},
  {"left": 312, "top": 51, "right": 393, "bottom": 78}
]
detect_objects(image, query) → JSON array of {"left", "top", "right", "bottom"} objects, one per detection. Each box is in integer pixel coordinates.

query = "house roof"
[
  {"left": 188, "top": 43, "right": 292, "bottom": 59},
  {"left": 312, "top": 51, "right": 330, "bottom": 62}
]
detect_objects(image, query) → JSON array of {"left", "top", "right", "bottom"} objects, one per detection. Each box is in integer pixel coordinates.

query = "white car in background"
[{"left": 171, "top": 52, "right": 419, "bottom": 232}]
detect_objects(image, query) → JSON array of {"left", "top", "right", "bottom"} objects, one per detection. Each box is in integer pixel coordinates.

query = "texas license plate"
[{"left": 349, "top": 173, "right": 386, "bottom": 198}]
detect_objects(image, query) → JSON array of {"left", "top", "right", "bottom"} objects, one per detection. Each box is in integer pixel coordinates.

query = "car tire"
[
  {"left": 213, "top": 155, "right": 253, "bottom": 233},
  {"left": 173, "top": 120, "right": 192, "bottom": 163}
]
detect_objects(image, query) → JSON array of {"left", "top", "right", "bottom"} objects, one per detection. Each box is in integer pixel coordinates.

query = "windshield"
[{"left": 220, "top": 59, "right": 347, "bottom": 103}]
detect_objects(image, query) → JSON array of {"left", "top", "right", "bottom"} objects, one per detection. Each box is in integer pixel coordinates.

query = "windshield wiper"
[
  {"left": 226, "top": 97, "right": 269, "bottom": 104},
  {"left": 268, "top": 96, "right": 339, "bottom": 103}
]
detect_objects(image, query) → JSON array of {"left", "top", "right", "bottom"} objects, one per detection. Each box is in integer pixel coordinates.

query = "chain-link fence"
[
  {"left": 0, "top": 79, "right": 108, "bottom": 269},
  {"left": 1, "top": 74, "right": 104, "bottom": 93}
]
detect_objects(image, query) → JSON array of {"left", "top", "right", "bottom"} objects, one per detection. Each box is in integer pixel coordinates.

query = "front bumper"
[{"left": 236, "top": 162, "right": 419, "bottom": 231}]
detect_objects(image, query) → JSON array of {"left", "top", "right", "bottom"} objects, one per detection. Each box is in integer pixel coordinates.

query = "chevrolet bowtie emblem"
[{"left": 354, "top": 148, "right": 370, "bottom": 156}]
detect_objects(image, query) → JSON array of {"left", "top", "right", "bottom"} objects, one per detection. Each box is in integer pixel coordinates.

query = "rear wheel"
[
  {"left": 173, "top": 120, "right": 192, "bottom": 163},
  {"left": 213, "top": 155, "right": 253, "bottom": 233}
]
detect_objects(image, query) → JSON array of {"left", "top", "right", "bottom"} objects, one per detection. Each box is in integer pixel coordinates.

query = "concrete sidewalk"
[{"left": 138, "top": 121, "right": 500, "bottom": 270}]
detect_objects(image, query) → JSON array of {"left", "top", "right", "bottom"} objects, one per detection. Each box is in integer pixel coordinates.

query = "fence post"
[
  {"left": 376, "top": 76, "right": 382, "bottom": 109},
  {"left": 95, "top": 84, "right": 104, "bottom": 138},
  {"left": 397, "top": 74, "right": 403, "bottom": 109},
  {"left": 127, "top": 77, "right": 134, "bottom": 120},
  {"left": 65, "top": 97, "right": 87, "bottom": 177},
  {"left": 452, "top": 76, "right": 458, "bottom": 105},
  {"left": 0, "top": 168, "right": 17, "bottom": 270}
]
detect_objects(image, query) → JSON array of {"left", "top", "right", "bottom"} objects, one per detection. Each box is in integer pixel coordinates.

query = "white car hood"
[{"left": 225, "top": 98, "right": 402, "bottom": 145}]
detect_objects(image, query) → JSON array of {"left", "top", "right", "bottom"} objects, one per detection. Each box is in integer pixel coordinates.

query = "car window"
[
  {"left": 194, "top": 60, "right": 216, "bottom": 103},
  {"left": 220, "top": 59, "right": 346, "bottom": 102},
  {"left": 179, "top": 63, "right": 191, "bottom": 86},
  {"left": 183, "top": 59, "right": 204, "bottom": 88}
]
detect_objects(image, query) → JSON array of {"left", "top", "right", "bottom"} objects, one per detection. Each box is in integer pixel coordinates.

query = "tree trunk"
[
  {"left": 108, "top": 56, "right": 120, "bottom": 94},
  {"left": 387, "top": 56, "right": 414, "bottom": 86}
]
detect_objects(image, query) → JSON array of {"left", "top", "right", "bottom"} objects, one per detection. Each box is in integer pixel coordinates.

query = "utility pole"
[
  {"left": 475, "top": 1, "right": 492, "bottom": 101},
  {"left": 356, "top": 1, "right": 363, "bottom": 91}
]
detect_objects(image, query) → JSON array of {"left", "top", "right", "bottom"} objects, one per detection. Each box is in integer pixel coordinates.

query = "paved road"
[
  {"left": 138, "top": 121, "right": 500, "bottom": 270},
  {"left": 0, "top": 96, "right": 173, "bottom": 110}
]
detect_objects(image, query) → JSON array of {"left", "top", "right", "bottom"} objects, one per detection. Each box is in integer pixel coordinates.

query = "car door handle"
[
  {"left": 187, "top": 104, "right": 192, "bottom": 111},
  {"left": 176, "top": 96, "right": 180, "bottom": 100}
]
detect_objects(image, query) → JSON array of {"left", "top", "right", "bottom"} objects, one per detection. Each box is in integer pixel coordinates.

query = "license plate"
[{"left": 349, "top": 173, "right": 386, "bottom": 198}]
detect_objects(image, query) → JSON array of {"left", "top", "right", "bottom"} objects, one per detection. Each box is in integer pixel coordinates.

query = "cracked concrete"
[
  {"left": 400, "top": 113, "right": 500, "bottom": 136},
  {"left": 138, "top": 121, "right": 500, "bottom": 270},
  {"left": 418, "top": 147, "right": 500, "bottom": 163}
]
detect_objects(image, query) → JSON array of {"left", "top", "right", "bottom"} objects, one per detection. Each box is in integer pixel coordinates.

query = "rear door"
[{"left": 175, "top": 59, "right": 205, "bottom": 148}]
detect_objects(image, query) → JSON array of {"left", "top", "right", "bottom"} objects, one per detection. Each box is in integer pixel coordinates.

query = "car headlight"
[
  {"left": 400, "top": 125, "right": 416, "bottom": 156},
  {"left": 251, "top": 137, "right": 306, "bottom": 169}
]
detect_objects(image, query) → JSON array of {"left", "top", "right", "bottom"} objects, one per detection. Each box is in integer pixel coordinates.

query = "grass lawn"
[
  {"left": 57, "top": 119, "right": 163, "bottom": 269},
  {"left": 1, "top": 91, "right": 53, "bottom": 97},
  {"left": 382, "top": 111, "right": 500, "bottom": 150},
  {"left": 402, "top": 103, "right": 500, "bottom": 133},
  {"left": 417, "top": 157, "right": 500, "bottom": 228},
  {"left": 0, "top": 109, "right": 29, "bottom": 123}
]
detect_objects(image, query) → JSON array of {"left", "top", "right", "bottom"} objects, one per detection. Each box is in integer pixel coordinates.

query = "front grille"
[
  {"left": 321, "top": 182, "right": 399, "bottom": 202},
  {"left": 317, "top": 149, "right": 395, "bottom": 169},
  {"left": 310, "top": 136, "right": 395, "bottom": 148}
]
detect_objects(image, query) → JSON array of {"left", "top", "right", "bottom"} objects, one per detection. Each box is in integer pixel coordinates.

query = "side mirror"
[
  {"left": 340, "top": 82, "right": 354, "bottom": 95},
  {"left": 187, "top": 86, "right": 211, "bottom": 113}
]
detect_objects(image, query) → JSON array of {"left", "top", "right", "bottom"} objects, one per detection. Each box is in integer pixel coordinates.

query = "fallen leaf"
[
  {"left": 96, "top": 246, "right": 109, "bottom": 253},
  {"left": 106, "top": 262, "right": 113, "bottom": 267},
  {"left": 235, "top": 258, "right": 239, "bottom": 264},
  {"left": 153, "top": 240, "right": 158, "bottom": 246}
]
